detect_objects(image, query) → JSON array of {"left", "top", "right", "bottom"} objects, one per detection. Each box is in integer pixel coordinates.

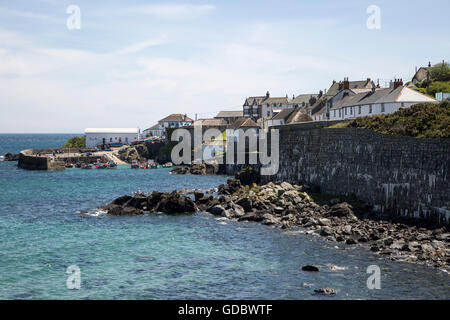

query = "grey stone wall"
[
  {"left": 264, "top": 124, "right": 450, "bottom": 224},
  {"left": 18, "top": 149, "right": 65, "bottom": 171}
]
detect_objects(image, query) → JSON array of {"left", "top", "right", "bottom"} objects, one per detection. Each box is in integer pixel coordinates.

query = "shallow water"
[{"left": 0, "top": 134, "right": 448, "bottom": 299}]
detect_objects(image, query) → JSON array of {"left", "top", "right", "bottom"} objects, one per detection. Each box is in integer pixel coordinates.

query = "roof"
[
  {"left": 412, "top": 67, "right": 430, "bottom": 82},
  {"left": 227, "top": 117, "right": 260, "bottom": 129},
  {"left": 286, "top": 108, "right": 313, "bottom": 123},
  {"left": 159, "top": 114, "right": 193, "bottom": 122},
  {"left": 244, "top": 96, "right": 267, "bottom": 106},
  {"left": 144, "top": 124, "right": 162, "bottom": 131},
  {"left": 290, "top": 94, "right": 319, "bottom": 105},
  {"left": 327, "top": 79, "right": 375, "bottom": 96},
  {"left": 287, "top": 109, "right": 312, "bottom": 123},
  {"left": 85, "top": 128, "right": 139, "bottom": 134},
  {"left": 215, "top": 110, "right": 243, "bottom": 118},
  {"left": 331, "top": 86, "right": 437, "bottom": 110},
  {"left": 272, "top": 108, "right": 295, "bottom": 121},
  {"left": 263, "top": 97, "right": 289, "bottom": 105},
  {"left": 191, "top": 118, "right": 228, "bottom": 127}
]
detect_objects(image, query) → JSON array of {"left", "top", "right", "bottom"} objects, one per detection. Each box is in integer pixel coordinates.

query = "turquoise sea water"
[{"left": 0, "top": 134, "right": 449, "bottom": 299}]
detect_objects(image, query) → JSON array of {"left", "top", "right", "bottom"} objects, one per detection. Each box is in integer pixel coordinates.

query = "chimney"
[
  {"left": 371, "top": 87, "right": 376, "bottom": 94},
  {"left": 318, "top": 90, "right": 323, "bottom": 98},
  {"left": 428, "top": 61, "right": 431, "bottom": 68},
  {"left": 266, "top": 91, "right": 270, "bottom": 99},
  {"left": 343, "top": 77, "right": 349, "bottom": 90},
  {"left": 393, "top": 78, "right": 403, "bottom": 89}
]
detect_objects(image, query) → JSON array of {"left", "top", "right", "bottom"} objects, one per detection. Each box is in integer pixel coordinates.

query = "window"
[
  {"left": 110, "top": 138, "right": 112, "bottom": 142},
  {"left": 381, "top": 103, "right": 385, "bottom": 112},
  {"left": 401, "top": 102, "right": 405, "bottom": 107},
  {"left": 369, "top": 105, "right": 372, "bottom": 113},
  {"left": 350, "top": 107, "right": 353, "bottom": 115},
  {"left": 345, "top": 108, "right": 347, "bottom": 115},
  {"left": 358, "top": 106, "right": 361, "bottom": 114},
  {"left": 339, "top": 109, "right": 341, "bottom": 117},
  {"left": 334, "top": 110, "right": 336, "bottom": 117}
]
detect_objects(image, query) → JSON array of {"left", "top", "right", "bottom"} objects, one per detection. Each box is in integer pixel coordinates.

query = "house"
[
  {"left": 202, "top": 130, "right": 226, "bottom": 161},
  {"left": 290, "top": 93, "right": 319, "bottom": 108},
  {"left": 142, "top": 124, "right": 164, "bottom": 138},
  {"left": 286, "top": 107, "right": 313, "bottom": 124},
  {"left": 243, "top": 92, "right": 270, "bottom": 120},
  {"left": 158, "top": 114, "right": 193, "bottom": 129},
  {"left": 260, "top": 95, "right": 290, "bottom": 119},
  {"left": 84, "top": 128, "right": 140, "bottom": 148},
  {"left": 412, "top": 62, "right": 431, "bottom": 84},
  {"left": 329, "top": 79, "right": 438, "bottom": 120},
  {"left": 214, "top": 110, "right": 243, "bottom": 124},
  {"left": 226, "top": 117, "right": 260, "bottom": 142},
  {"left": 266, "top": 108, "right": 296, "bottom": 128}
]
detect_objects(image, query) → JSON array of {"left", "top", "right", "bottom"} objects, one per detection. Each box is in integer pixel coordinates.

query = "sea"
[{"left": 0, "top": 134, "right": 448, "bottom": 299}]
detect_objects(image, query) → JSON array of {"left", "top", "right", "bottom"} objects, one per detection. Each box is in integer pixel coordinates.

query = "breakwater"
[{"left": 264, "top": 121, "right": 450, "bottom": 224}]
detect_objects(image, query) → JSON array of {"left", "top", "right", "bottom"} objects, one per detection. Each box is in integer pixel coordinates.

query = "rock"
[
  {"left": 370, "top": 245, "right": 380, "bottom": 252},
  {"left": 209, "top": 205, "right": 227, "bottom": 217},
  {"left": 112, "top": 195, "right": 132, "bottom": 206},
  {"left": 343, "top": 225, "right": 352, "bottom": 235},
  {"left": 238, "top": 212, "right": 264, "bottom": 222},
  {"left": 420, "top": 244, "right": 434, "bottom": 254},
  {"left": 262, "top": 214, "right": 279, "bottom": 225},
  {"left": 108, "top": 205, "right": 142, "bottom": 216},
  {"left": 194, "top": 191, "right": 204, "bottom": 202},
  {"left": 318, "top": 218, "right": 331, "bottom": 226},
  {"left": 302, "top": 265, "right": 319, "bottom": 272},
  {"left": 236, "top": 197, "right": 252, "bottom": 212},
  {"left": 280, "top": 182, "right": 293, "bottom": 191},
  {"left": 273, "top": 206, "right": 284, "bottom": 215},
  {"left": 320, "top": 226, "right": 333, "bottom": 236},
  {"left": 154, "top": 191, "right": 197, "bottom": 214},
  {"left": 235, "top": 166, "right": 260, "bottom": 185},
  {"left": 346, "top": 238, "right": 357, "bottom": 245},
  {"left": 328, "top": 202, "right": 355, "bottom": 218},
  {"left": 4, "top": 153, "right": 19, "bottom": 161},
  {"left": 314, "top": 287, "right": 336, "bottom": 295},
  {"left": 391, "top": 240, "right": 406, "bottom": 250}
]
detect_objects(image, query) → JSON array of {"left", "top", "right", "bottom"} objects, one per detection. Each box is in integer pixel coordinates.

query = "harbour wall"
[
  {"left": 261, "top": 121, "right": 450, "bottom": 224},
  {"left": 18, "top": 149, "right": 65, "bottom": 171}
]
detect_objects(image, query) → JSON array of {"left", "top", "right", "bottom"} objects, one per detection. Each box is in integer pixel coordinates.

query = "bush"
[
  {"left": 345, "top": 101, "right": 450, "bottom": 138},
  {"left": 430, "top": 62, "right": 450, "bottom": 82},
  {"left": 61, "top": 136, "right": 86, "bottom": 148}
]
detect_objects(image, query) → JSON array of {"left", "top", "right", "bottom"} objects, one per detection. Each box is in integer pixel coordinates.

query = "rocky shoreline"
[{"left": 99, "top": 170, "right": 449, "bottom": 273}]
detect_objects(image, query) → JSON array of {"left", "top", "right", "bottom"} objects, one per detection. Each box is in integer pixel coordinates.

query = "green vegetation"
[
  {"left": 328, "top": 101, "right": 450, "bottom": 138},
  {"left": 413, "top": 61, "right": 450, "bottom": 97},
  {"left": 61, "top": 136, "right": 86, "bottom": 148},
  {"left": 430, "top": 61, "right": 450, "bottom": 82},
  {"left": 157, "top": 128, "right": 178, "bottom": 163}
]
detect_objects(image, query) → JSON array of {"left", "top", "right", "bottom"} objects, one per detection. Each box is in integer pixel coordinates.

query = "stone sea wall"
[
  {"left": 18, "top": 149, "right": 65, "bottom": 171},
  {"left": 263, "top": 122, "right": 450, "bottom": 224}
]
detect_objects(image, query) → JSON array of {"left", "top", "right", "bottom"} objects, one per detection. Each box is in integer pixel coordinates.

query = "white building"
[
  {"left": 85, "top": 128, "right": 140, "bottom": 148},
  {"left": 329, "top": 81, "right": 438, "bottom": 121},
  {"left": 142, "top": 124, "right": 164, "bottom": 138},
  {"left": 158, "top": 114, "right": 193, "bottom": 129}
]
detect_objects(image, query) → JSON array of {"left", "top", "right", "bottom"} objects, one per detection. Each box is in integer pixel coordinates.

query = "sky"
[{"left": 0, "top": 0, "right": 449, "bottom": 133}]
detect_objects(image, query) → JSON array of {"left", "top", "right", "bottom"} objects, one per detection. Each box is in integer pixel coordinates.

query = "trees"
[{"left": 61, "top": 136, "right": 86, "bottom": 148}]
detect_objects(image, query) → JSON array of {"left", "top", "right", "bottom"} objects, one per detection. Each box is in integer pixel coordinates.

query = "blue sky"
[{"left": 0, "top": 0, "right": 448, "bottom": 133}]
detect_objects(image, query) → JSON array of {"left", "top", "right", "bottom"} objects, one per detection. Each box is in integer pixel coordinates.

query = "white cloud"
[{"left": 0, "top": 6, "right": 61, "bottom": 23}]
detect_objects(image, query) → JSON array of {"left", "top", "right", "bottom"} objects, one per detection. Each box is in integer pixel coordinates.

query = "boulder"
[
  {"left": 235, "top": 166, "right": 260, "bottom": 186},
  {"left": 155, "top": 191, "right": 197, "bottom": 214},
  {"left": 236, "top": 197, "right": 253, "bottom": 212},
  {"left": 302, "top": 265, "right": 319, "bottom": 272},
  {"left": 328, "top": 202, "right": 355, "bottom": 218},
  {"left": 314, "top": 287, "right": 336, "bottom": 295}
]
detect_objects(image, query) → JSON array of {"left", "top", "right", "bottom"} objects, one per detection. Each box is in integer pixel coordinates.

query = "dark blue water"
[{"left": 0, "top": 134, "right": 448, "bottom": 299}]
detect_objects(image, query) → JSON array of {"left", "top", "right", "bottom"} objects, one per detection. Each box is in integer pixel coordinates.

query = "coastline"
[{"left": 100, "top": 170, "right": 450, "bottom": 274}]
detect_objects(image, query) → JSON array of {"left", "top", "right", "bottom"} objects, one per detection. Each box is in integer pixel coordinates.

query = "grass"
[{"left": 327, "top": 101, "right": 450, "bottom": 138}]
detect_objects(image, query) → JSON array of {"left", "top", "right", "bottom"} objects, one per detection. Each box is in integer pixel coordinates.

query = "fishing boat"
[
  {"left": 81, "top": 163, "right": 94, "bottom": 170},
  {"left": 107, "top": 161, "right": 117, "bottom": 169},
  {"left": 130, "top": 160, "right": 139, "bottom": 169}
]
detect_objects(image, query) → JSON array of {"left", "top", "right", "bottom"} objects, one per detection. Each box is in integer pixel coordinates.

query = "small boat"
[
  {"left": 81, "top": 164, "right": 94, "bottom": 170},
  {"left": 107, "top": 161, "right": 117, "bottom": 168},
  {"left": 130, "top": 160, "right": 139, "bottom": 169}
]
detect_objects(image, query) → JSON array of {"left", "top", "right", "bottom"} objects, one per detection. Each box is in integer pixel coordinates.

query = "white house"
[
  {"left": 143, "top": 124, "right": 164, "bottom": 138},
  {"left": 329, "top": 80, "right": 438, "bottom": 121},
  {"left": 85, "top": 128, "right": 140, "bottom": 148},
  {"left": 158, "top": 114, "right": 193, "bottom": 129}
]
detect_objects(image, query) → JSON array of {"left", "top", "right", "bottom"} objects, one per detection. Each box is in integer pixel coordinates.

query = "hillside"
[{"left": 330, "top": 101, "right": 450, "bottom": 138}]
